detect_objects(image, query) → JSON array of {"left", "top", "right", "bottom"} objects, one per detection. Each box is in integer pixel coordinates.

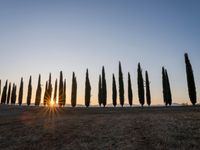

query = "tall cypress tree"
[
  {"left": 27, "top": 76, "right": 32, "bottom": 106},
  {"left": 6, "top": 83, "right": 11, "bottom": 104},
  {"left": 162, "top": 67, "right": 167, "bottom": 106},
  {"left": 165, "top": 70, "right": 172, "bottom": 106},
  {"left": 119, "top": 62, "right": 124, "bottom": 107},
  {"left": 0, "top": 80, "right": 1, "bottom": 96},
  {"left": 53, "top": 79, "right": 57, "bottom": 105},
  {"left": 128, "top": 72, "right": 133, "bottom": 106},
  {"left": 85, "top": 69, "right": 91, "bottom": 107},
  {"left": 47, "top": 73, "right": 52, "bottom": 106},
  {"left": 43, "top": 81, "right": 48, "bottom": 106},
  {"left": 11, "top": 84, "right": 17, "bottom": 104},
  {"left": 35, "top": 74, "right": 42, "bottom": 106},
  {"left": 98, "top": 75, "right": 102, "bottom": 107},
  {"left": 18, "top": 78, "right": 23, "bottom": 105},
  {"left": 63, "top": 79, "right": 66, "bottom": 106},
  {"left": 101, "top": 66, "right": 107, "bottom": 107},
  {"left": 137, "top": 63, "right": 145, "bottom": 107},
  {"left": 145, "top": 71, "right": 151, "bottom": 106},
  {"left": 59, "top": 71, "right": 63, "bottom": 107},
  {"left": 112, "top": 74, "right": 117, "bottom": 107},
  {"left": 71, "top": 72, "right": 77, "bottom": 107},
  {"left": 184, "top": 53, "right": 196, "bottom": 105},
  {"left": 1, "top": 80, "right": 8, "bottom": 104}
]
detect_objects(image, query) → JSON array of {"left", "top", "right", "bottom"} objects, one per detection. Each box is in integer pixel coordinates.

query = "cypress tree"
[
  {"left": 6, "top": 83, "right": 11, "bottom": 104},
  {"left": 165, "top": 70, "right": 172, "bottom": 106},
  {"left": 0, "top": 80, "right": 1, "bottom": 96},
  {"left": 53, "top": 79, "right": 57, "bottom": 105},
  {"left": 145, "top": 71, "right": 151, "bottom": 106},
  {"left": 63, "top": 79, "right": 66, "bottom": 106},
  {"left": 27, "top": 76, "right": 32, "bottom": 106},
  {"left": 162, "top": 67, "right": 167, "bottom": 106},
  {"left": 112, "top": 74, "right": 117, "bottom": 107},
  {"left": 71, "top": 72, "right": 77, "bottom": 107},
  {"left": 43, "top": 81, "right": 48, "bottom": 106},
  {"left": 119, "top": 62, "right": 124, "bottom": 107},
  {"left": 1, "top": 80, "right": 8, "bottom": 104},
  {"left": 11, "top": 84, "right": 17, "bottom": 104},
  {"left": 47, "top": 73, "right": 52, "bottom": 106},
  {"left": 18, "top": 78, "right": 23, "bottom": 105},
  {"left": 98, "top": 75, "right": 102, "bottom": 107},
  {"left": 137, "top": 63, "right": 145, "bottom": 106},
  {"left": 101, "top": 66, "right": 107, "bottom": 107},
  {"left": 58, "top": 71, "right": 63, "bottom": 106},
  {"left": 128, "top": 72, "right": 133, "bottom": 106},
  {"left": 85, "top": 69, "right": 91, "bottom": 107},
  {"left": 184, "top": 53, "right": 197, "bottom": 105},
  {"left": 35, "top": 74, "right": 42, "bottom": 106}
]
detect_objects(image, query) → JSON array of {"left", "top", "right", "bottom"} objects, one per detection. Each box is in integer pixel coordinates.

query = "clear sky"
[{"left": 0, "top": 0, "right": 200, "bottom": 105}]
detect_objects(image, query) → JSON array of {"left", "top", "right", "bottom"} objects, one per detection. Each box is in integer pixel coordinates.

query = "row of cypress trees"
[{"left": 0, "top": 53, "right": 198, "bottom": 107}]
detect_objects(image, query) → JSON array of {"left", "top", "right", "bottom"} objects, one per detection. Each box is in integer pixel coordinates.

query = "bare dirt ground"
[{"left": 0, "top": 105, "right": 200, "bottom": 150}]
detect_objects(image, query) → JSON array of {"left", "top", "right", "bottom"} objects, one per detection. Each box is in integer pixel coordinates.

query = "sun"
[{"left": 50, "top": 100, "right": 55, "bottom": 107}]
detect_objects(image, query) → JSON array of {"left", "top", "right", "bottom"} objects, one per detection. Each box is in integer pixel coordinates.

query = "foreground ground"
[{"left": 0, "top": 105, "right": 200, "bottom": 150}]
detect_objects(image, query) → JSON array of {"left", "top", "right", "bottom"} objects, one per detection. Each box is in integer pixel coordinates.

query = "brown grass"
[{"left": 0, "top": 105, "right": 200, "bottom": 150}]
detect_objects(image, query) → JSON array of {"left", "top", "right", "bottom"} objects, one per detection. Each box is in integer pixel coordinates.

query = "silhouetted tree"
[
  {"left": 165, "top": 70, "right": 172, "bottom": 106},
  {"left": 145, "top": 71, "right": 151, "bottom": 106},
  {"left": 85, "top": 69, "right": 91, "bottom": 107},
  {"left": 35, "top": 74, "right": 42, "bottom": 106},
  {"left": 128, "top": 72, "right": 133, "bottom": 106},
  {"left": 184, "top": 53, "right": 196, "bottom": 105},
  {"left": 98, "top": 75, "right": 102, "bottom": 106},
  {"left": 43, "top": 81, "right": 48, "bottom": 106},
  {"left": 27, "top": 76, "right": 32, "bottom": 106},
  {"left": 59, "top": 71, "right": 63, "bottom": 106},
  {"left": 1, "top": 80, "right": 8, "bottom": 104},
  {"left": 11, "top": 84, "right": 17, "bottom": 104},
  {"left": 18, "top": 78, "right": 23, "bottom": 105},
  {"left": 0, "top": 80, "right": 1, "bottom": 96},
  {"left": 63, "top": 79, "right": 66, "bottom": 106},
  {"left": 71, "top": 72, "right": 77, "bottom": 107},
  {"left": 47, "top": 73, "right": 52, "bottom": 106},
  {"left": 137, "top": 63, "right": 145, "bottom": 107},
  {"left": 112, "top": 74, "right": 117, "bottom": 107},
  {"left": 53, "top": 79, "right": 57, "bottom": 105},
  {"left": 6, "top": 83, "right": 11, "bottom": 104},
  {"left": 101, "top": 66, "right": 107, "bottom": 107},
  {"left": 119, "top": 62, "right": 124, "bottom": 107},
  {"left": 162, "top": 67, "right": 167, "bottom": 105}
]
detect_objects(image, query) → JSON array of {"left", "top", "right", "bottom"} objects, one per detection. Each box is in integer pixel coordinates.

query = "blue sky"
[{"left": 0, "top": 0, "right": 200, "bottom": 105}]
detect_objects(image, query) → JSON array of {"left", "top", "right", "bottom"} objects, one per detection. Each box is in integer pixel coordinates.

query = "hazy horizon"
[{"left": 0, "top": 0, "right": 200, "bottom": 106}]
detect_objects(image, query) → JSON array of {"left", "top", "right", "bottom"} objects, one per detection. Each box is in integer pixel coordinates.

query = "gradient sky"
[{"left": 0, "top": 0, "right": 200, "bottom": 105}]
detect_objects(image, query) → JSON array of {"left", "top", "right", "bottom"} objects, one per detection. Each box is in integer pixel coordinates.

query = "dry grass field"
[{"left": 0, "top": 105, "right": 200, "bottom": 150}]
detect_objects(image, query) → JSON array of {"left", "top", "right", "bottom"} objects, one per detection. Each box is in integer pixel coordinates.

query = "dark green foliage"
[
  {"left": 6, "top": 83, "right": 11, "bottom": 104},
  {"left": 85, "top": 69, "right": 91, "bottom": 107},
  {"left": 1, "top": 80, "right": 8, "bottom": 104},
  {"left": 53, "top": 79, "right": 57, "bottom": 105},
  {"left": 27, "top": 76, "right": 32, "bottom": 106},
  {"left": 119, "top": 62, "right": 124, "bottom": 107},
  {"left": 35, "top": 74, "right": 42, "bottom": 106},
  {"left": 11, "top": 84, "right": 17, "bottom": 104},
  {"left": 58, "top": 71, "right": 63, "bottom": 106},
  {"left": 128, "top": 72, "right": 133, "bottom": 106},
  {"left": 98, "top": 75, "right": 102, "bottom": 106},
  {"left": 112, "top": 74, "right": 117, "bottom": 107},
  {"left": 43, "top": 81, "right": 48, "bottom": 106},
  {"left": 47, "top": 73, "right": 52, "bottom": 106},
  {"left": 145, "top": 71, "right": 151, "bottom": 106},
  {"left": 71, "top": 72, "right": 77, "bottom": 107},
  {"left": 184, "top": 53, "right": 196, "bottom": 105},
  {"left": 165, "top": 71, "right": 172, "bottom": 105},
  {"left": 137, "top": 63, "right": 145, "bottom": 106},
  {"left": 162, "top": 67, "right": 172, "bottom": 106},
  {"left": 101, "top": 66, "right": 107, "bottom": 107},
  {"left": 63, "top": 79, "right": 66, "bottom": 106},
  {"left": 18, "top": 78, "right": 23, "bottom": 105}
]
